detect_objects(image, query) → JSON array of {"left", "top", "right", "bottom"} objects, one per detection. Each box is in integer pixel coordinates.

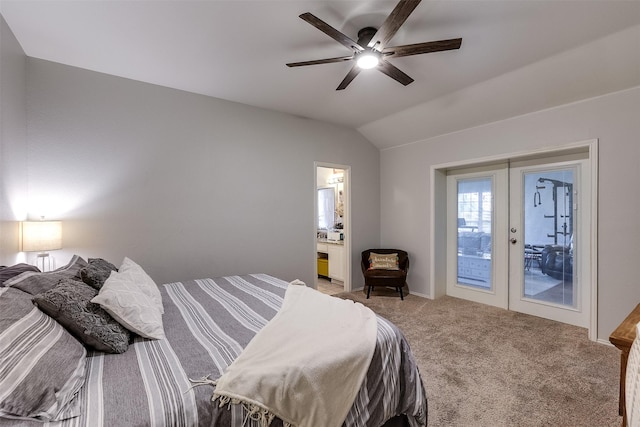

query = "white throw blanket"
[{"left": 211, "top": 284, "right": 377, "bottom": 427}]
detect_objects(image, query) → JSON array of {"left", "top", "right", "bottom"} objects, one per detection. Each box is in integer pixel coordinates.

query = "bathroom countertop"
[{"left": 317, "top": 238, "right": 344, "bottom": 245}]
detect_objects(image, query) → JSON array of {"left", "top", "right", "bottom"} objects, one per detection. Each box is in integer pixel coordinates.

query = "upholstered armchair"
[{"left": 361, "top": 249, "right": 409, "bottom": 300}]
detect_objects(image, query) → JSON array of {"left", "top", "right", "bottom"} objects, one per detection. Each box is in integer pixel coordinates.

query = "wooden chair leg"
[
  {"left": 367, "top": 285, "right": 372, "bottom": 299},
  {"left": 398, "top": 287, "right": 404, "bottom": 300}
]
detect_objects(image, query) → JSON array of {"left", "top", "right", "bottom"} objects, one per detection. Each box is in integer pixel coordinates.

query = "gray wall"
[
  {"left": 9, "top": 55, "right": 380, "bottom": 286},
  {"left": 0, "top": 16, "right": 27, "bottom": 265},
  {"left": 380, "top": 86, "right": 640, "bottom": 341}
]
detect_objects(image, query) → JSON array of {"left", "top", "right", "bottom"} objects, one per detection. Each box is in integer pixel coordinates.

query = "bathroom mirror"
[{"left": 317, "top": 187, "right": 335, "bottom": 230}]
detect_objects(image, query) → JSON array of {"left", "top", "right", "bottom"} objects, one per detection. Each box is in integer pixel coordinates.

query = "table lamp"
[{"left": 20, "top": 219, "right": 62, "bottom": 271}]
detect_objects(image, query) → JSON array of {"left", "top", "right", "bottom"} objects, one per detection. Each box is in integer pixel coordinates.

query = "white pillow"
[
  {"left": 91, "top": 270, "right": 165, "bottom": 340},
  {"left": 119, "top": 257, "right": 164, "bottom": 314}
]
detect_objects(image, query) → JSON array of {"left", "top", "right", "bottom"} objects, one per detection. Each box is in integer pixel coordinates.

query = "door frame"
[
  {"left": 314, "top": 162, "right": 351, "bottom": 291},
  {"left": 430, "top": 139, "right": 598, "bottom": 340}
]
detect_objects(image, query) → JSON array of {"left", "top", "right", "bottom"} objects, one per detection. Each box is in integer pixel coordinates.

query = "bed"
[{"left": 0, "top": 256, "right": 427, "bottom": 427}]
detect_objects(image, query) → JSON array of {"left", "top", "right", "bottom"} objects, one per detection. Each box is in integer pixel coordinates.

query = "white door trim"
[
  {"left": 430, "top": 139, "right": 598, "bottom": 340},
  {"left": 314, "top": 162, "right": 351, "bottom": 292}
]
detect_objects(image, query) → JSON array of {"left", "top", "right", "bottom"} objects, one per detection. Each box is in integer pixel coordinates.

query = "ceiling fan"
[{"left": 286, "top": 0, "right": 462, "bottom": 90}]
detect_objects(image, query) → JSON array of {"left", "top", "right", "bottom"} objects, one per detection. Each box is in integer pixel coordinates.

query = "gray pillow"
[
  {"left": 33, "top": 279, "right": 131, "bottom": 354},
  {"left": 4, "top": 255, "right": 88, "bottom": 295},
  {"left": 0, "top": 287, "right": 86, "bottom": 422},
  {"left": 81, "top": 258, "right": 118, "bottom": 290},
  {"left": 0, "top": 263, "right": 40, "bottom": 286}
]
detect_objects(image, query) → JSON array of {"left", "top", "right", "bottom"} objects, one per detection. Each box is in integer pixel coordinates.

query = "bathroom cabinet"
[{"left": 317, "top": 242, "right": 345, "bottom": 282}]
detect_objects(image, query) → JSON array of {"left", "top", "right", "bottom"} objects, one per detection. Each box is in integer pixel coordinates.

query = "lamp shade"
[{"left": 21, "top": 221, "right": 62, "bottom": 252}]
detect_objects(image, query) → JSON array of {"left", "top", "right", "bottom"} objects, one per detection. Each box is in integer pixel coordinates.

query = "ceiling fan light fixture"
[{"left": 356, "top": 52, "right": 380, "bottom": 69}]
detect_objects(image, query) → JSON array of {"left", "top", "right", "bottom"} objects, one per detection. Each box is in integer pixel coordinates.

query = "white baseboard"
[{"left": 596, "top": 338, "right": 614, "bottom": 347}]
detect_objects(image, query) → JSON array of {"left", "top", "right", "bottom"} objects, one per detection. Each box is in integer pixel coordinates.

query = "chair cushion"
[
  {"left": 364, "top": 269, "right": 406, "bottom": 287},
  {"left": 364, "top": 269, "right": 406, "bottom": 279}
]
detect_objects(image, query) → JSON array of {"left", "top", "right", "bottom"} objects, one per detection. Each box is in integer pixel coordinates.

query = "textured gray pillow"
[
  {"left": 4, "top": 255, "right": 88, "bottom": 295},
  {"left": 81, "top": 258, "right": 118, "bottom": 290},
  {"left": 33, "top": 279, "right": 131, "bottom": 353}
]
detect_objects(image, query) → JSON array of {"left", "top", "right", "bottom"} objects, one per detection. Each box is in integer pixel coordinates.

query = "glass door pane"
[
  {"left": 522, "top": 169, "right": 575, "bottom": 307},
  {"left": 457, "top": 178, "right": 493, "bottom": 290}
]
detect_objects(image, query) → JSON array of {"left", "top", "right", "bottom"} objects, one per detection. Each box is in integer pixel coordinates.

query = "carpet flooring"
[
  {"left": 333, "top": 289, "right": 621, "bottom": 427},
  {"left": 316, "top": 277, "right": 344, "bottom": 295}
]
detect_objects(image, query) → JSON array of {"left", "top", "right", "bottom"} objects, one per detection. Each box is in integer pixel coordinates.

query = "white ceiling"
[{"left": 2, "top": 0, "right": 640, "bottom": 149}]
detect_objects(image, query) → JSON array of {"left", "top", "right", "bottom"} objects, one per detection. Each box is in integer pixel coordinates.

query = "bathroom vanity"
[{"left": 317, "top": 239, "right": 345, "bottom": 283}]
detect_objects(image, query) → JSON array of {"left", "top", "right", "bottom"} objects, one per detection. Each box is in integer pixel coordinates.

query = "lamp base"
[{"left": 35, "top": 252, "right": 53, "bottom": 272}]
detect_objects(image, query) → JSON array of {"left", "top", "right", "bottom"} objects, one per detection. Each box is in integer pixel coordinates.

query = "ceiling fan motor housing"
[{"left": 357, "top": 27, "right": 378, "bottom": 48}]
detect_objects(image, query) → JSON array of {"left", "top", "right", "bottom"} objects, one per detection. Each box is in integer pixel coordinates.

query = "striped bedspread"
[{"left": 1, "top": 274, "right": 427, "bottom": 427}]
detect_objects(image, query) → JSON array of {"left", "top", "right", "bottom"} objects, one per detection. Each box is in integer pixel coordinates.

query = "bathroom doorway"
[{"left": 314, "top": 163, "right": 350, "bottom": 293}]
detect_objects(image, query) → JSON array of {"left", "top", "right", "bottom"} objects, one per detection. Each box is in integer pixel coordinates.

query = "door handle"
[{"left": 510, "top": 238, "right": 517, "bottom": 244}]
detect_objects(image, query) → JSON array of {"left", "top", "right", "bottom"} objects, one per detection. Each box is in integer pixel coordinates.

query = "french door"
[
  {"left": 508, "top": 158, "right": 590, "bottom": 327},
  {"left": 446, "top": 155, "right": 591, "bottom": 328},
  {"left": 446, "top": 164, "right": 509, "bottom": 309}
]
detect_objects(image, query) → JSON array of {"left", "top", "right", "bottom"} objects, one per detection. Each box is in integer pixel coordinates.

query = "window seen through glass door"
[{"left": 457, "top": 178, "right": 493, "bottom": 289}]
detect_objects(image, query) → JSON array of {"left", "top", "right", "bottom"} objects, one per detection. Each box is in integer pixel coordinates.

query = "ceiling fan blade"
[
  {"left": 382, "top": 38, "right": 462, "bottom": 58},
  {"left": 336, "top": 64, "right": 362, "bottom": 90},
  {"left": 286, "top": 56, "right": 354, "bottom": 67},
  {"left": 299, "top": 12, "right": 364, "bottom": 52},
  {"left": 368, "top": 0, "right": 422, "bottom": 50},
  {"left": 377, "top": 61, "right": 414, "bottom": 86}
]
